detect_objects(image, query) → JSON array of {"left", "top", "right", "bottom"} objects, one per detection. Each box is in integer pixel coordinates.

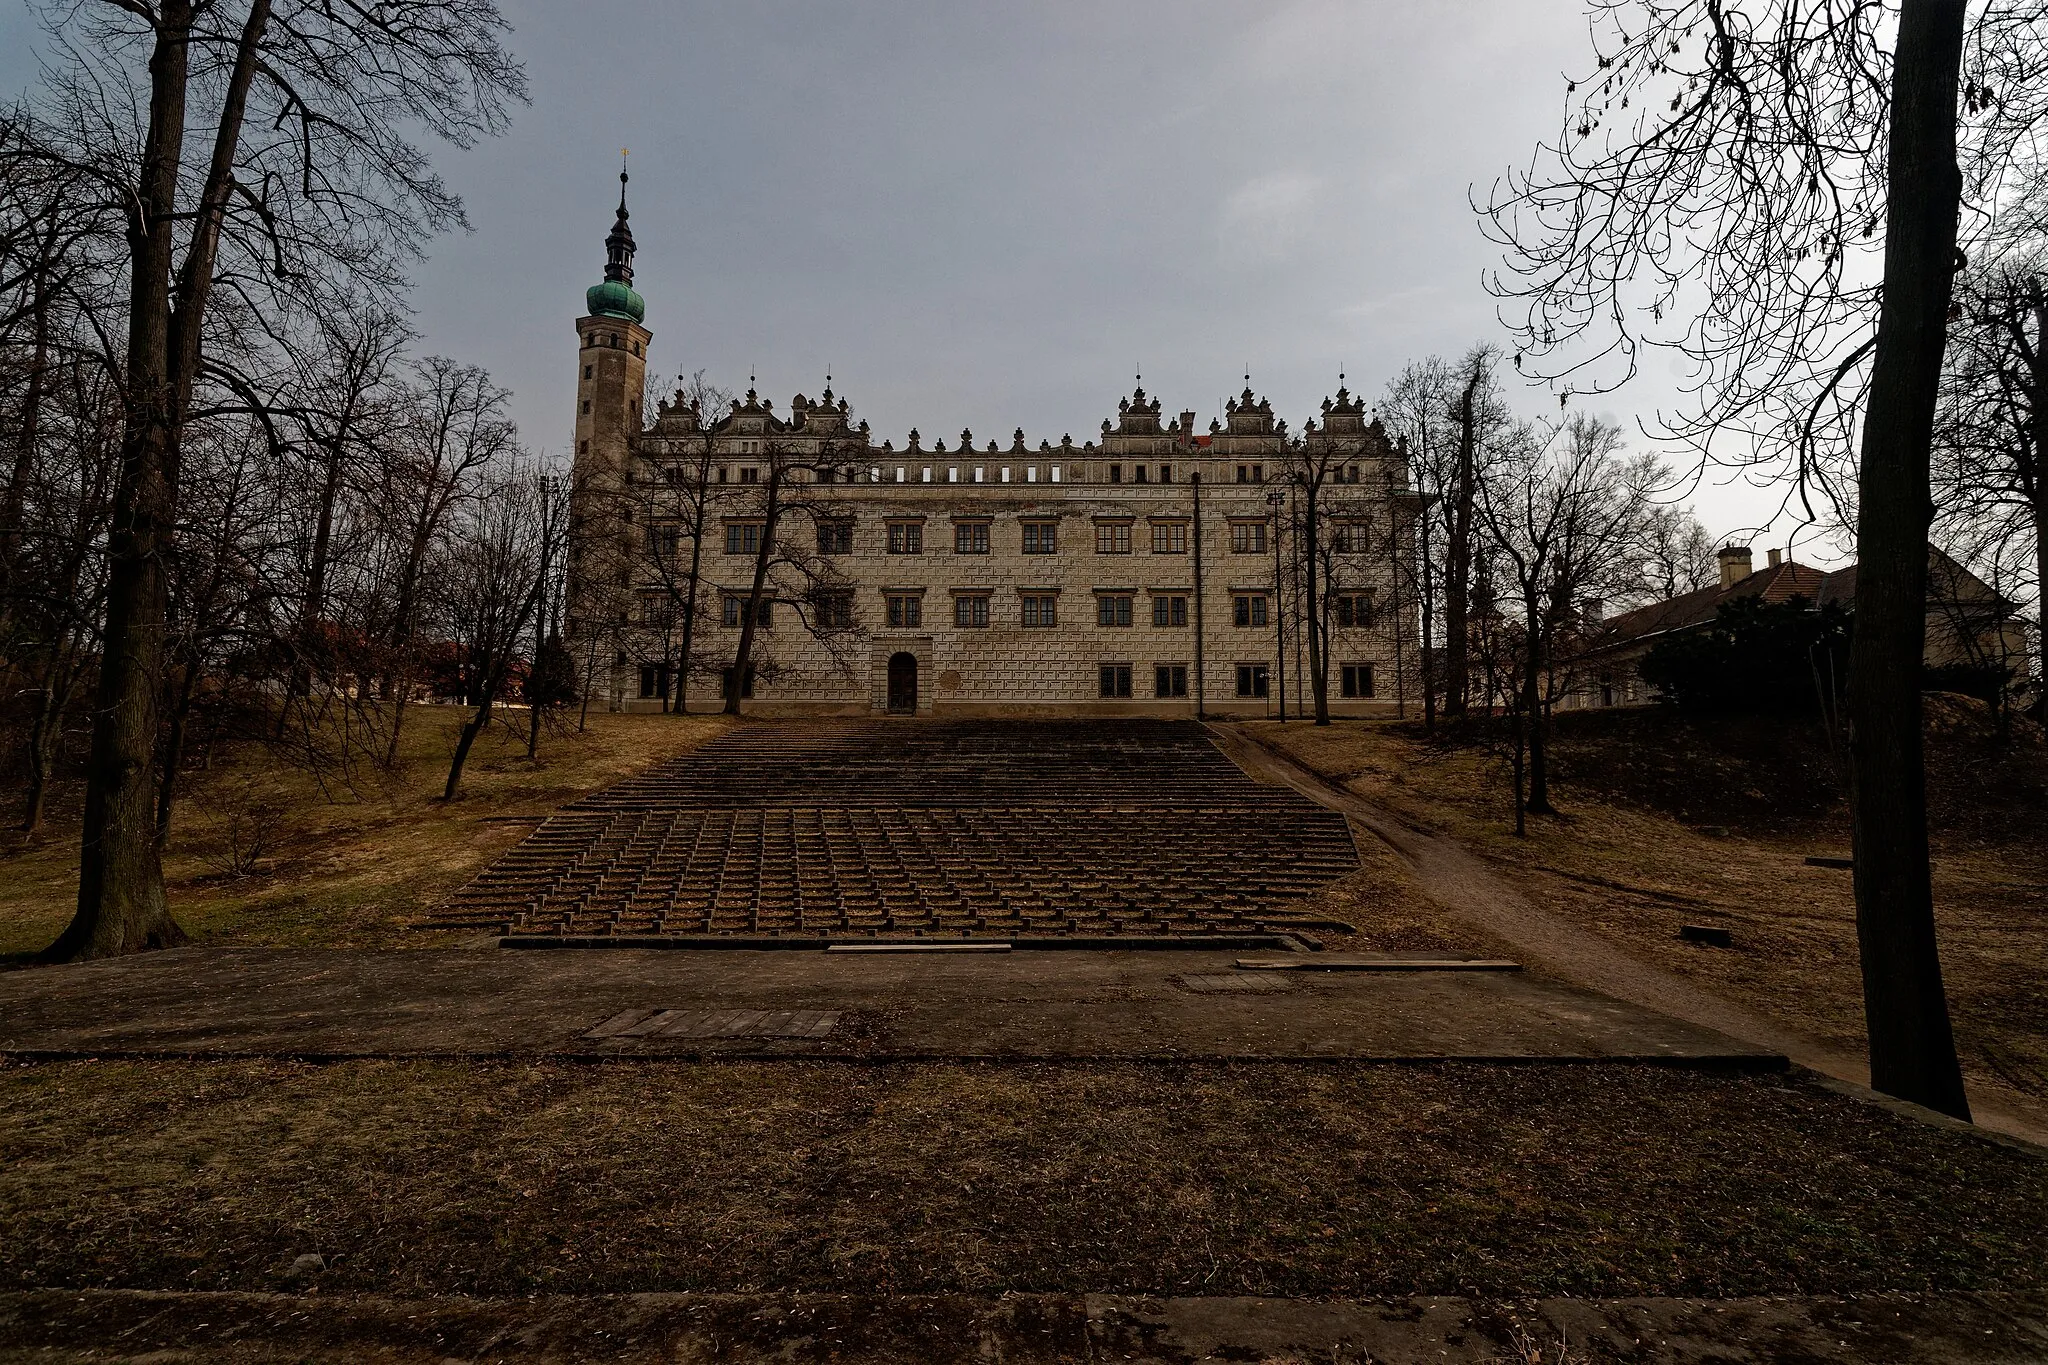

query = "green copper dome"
[{"left": 586, "top": 278, "right": 644, "bottom": 323}]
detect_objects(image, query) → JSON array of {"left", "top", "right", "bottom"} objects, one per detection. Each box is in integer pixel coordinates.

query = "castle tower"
[{"left": 565, "top": 166, "right": 652, "bottom": 708}]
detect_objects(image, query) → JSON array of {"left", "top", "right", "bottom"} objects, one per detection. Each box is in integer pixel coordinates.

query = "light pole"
[{"left": 1267, "top": 489, "right": 1286, "bottom": 721}]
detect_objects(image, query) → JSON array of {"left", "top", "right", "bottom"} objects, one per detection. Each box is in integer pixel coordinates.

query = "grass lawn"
[
  {"left": 1242, "top": 703, "right": 2048, "bottom": 1123},
  {"left": 0, "top": 708, "right": 731, "bottom": 956},
  {"left": 0, "top": 1057, "right": 2043, "bottom": 1301}
]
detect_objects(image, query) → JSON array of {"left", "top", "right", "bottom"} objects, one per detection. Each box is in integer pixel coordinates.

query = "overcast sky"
[{"left": 2, "top": 0, "right": 1839, "bottom": 560}]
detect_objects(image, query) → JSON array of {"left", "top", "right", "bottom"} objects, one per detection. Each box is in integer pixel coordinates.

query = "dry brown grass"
[
  {"left": 0, "top": 1057, "right": 2042, "bottom": 1300},
  {"left": 0, "top": 708, "right": 731, "bottom": 956},
  {"left": 1244, "top": 706, "right": 2048, "bottom": 1119}
]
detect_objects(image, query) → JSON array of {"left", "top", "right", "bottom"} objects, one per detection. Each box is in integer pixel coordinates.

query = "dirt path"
[{"left": 1206, "top": 723, "right": 2048, "bottom": 1148}]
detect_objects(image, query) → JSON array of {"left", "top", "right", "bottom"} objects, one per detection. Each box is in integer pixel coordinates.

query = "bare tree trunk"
[
  {"left": 1444, "top": 369, "right": 1481, "bottom": 716},
  {"left": 1846, "top": 0, "right": 1970, "bottom": 1121},
  {"left": 1522, "top": 603, "right": 1553, "bottom": 815},
  {"left": 1304, "top": 483, "right": 1330, "bottom": 724},
  {"left": 46, "top": 6, "right": 196, "bottom": 960},
  {"left": 2029, "top": 288, "right": 2048, "bottom": 719},
  {"left": 725, "top": 473, "right": 781, "bottom": 716}
]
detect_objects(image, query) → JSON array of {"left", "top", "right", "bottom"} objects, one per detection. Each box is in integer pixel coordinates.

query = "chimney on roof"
[
  {"left": 1717, "top": 544, "right": 1754, "bottom": 588},
  {"left": 1583, "top": 597, "right": 1606, "bottom": 623},
  {"left": 1767, "top": 548, "right": 1782, "bottom": 568}
]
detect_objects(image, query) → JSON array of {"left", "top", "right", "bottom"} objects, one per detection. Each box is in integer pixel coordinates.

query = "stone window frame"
[
  {"left": 1330, "top": 521, "right": 1371, "bottom": 553},
  {"left": 816, "top": 518, "right": 855, "bottom": 555},
  {"left": 885, "top": 518, "right": 926, "bottom": 556},
  {"left": 1021, "top": 519, "right": 1059, "bottom": 555},
  {"left": 723, "top": 520, "right": 764, "bottom": 556},
  {"left": 1098, "top": 662, "right": 1135, "bottom": 698},
  {"left": 1018, "top": 590, "right": 1059, "bottom": 628},
  {"left": 1149, "top": 518, "right": 1189, "bottom": 555},
  {"left": 1341, "top": 662, "right": 1375, "bottom": 698},
  {"left": 882, "top": 588, "right": 926, "bottom": 630},
  {"left": 1235, "top": 662, "right": 1272, "bottom": 698},
  {"left": 1154, "top": 662, "right": 1190, "bottom": 698},
  {"left": 1094, "top": 589, "right": 1136, "bottom": 628},
  {"left": 1228, "top": 519, "right": 1269, "bottom": 555},
  {"left": 950, "top": 590, "right": 993, "bottom": 629},
  {"left": 1148, "top": 590, "right": 1190, "bottom": 628},
  {"left": 952, "top": 518, "right": 992, "bottom": 555},
  {"left": 1335, "top": 593, "right": 1375, "bottom": 629},
  {"left": 721, "top": 593, "right": 773, "bottom": 629},
  {"left": 1232, "top": 592, "right": 1270, "bottom": 628},
  {"left": 1093, "top": 518, "right": 1135, "bottom": 555}
]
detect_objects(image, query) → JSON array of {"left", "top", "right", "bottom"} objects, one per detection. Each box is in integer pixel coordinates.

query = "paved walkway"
[
  {"left": 1208, "top": 722, "right": 2048, "bottom": 1146},
  {"left": 0, "top": 946, "right": 1778, "bottom": 1063}
]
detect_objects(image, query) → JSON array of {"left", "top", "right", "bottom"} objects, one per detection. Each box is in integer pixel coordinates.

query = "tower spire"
[
  {"left": 585, "top": 150, "right": 646, "bottom": 323},
  {"left": 604, "top": 150, "right": 636, "bottom": 286}
]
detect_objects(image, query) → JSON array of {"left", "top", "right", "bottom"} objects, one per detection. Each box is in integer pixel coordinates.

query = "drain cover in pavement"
[
  {"left": 584, "top": 1008, "right": 841, "bottom": 1040},
  {"left": 1174, "top": 973, "right": 1291, "bottom": 995}
]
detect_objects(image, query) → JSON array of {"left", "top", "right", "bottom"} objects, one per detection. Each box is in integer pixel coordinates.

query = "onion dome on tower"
[{"left": 586, "top": 164, "right": 645, "bottom": 323}]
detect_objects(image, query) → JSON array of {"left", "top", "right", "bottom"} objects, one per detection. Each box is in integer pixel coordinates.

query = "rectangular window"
[
  {"left": 1108, "top": 464, "right": 1122, "bottom": 483},
  {"left": 953, "top": 594, "right": 990, "bottom": 628},
  {"left": 1230, "top": 522, "right": 1268, "bottom": 554},
  {"left": 1151, "top": 594, "right": 1188, "bottom": 628},
  {"left": 647, "top": 525, "right": 680, "bottom": 559},
  {"left": 721, "top": 665, "right": 754, "bottom": 699},
  {"left": 885, "top": 594, "right": 923, "bottom": 629},
  {"left": 1336, "top": 594, "right": 1374, "bottom": 629},
  {"left": 1154, "top": 664, "right": 1188, "bottom": 698},
  {"left": 738, "top": 466, "right": 758, "bottom": 483},
  {"left": 1233, "top": 594, "right": 1269, "bottom": 628},
  {"left": 1332, "top": 523, "right": 1369, "bottom": 553},
  {"left": 814, "top": 592, "right": 854, "bottom": 629},
  {"left": 953, "top": 522, "right": 990, "bottom": 554},
  {"left": 1159, "top": 465, "right": 1172, "bottom": 483},
  {"left": 1341, "top": 663, "right": 1375, "bottom": 698},
  {"left": 639, "top": 664, "right": 669, "bottom": 700},
  {"left": 722, "top": 596, "right": 772, "bottom": 628},
  {"left": 639, "top": 592, "right": 673, "bottom": 628},
  {"left": 1134, "top": 465, "right": 1148, "bottom": 483},
  {"left": 1098, "top": 663, "right": 1133, "bottom": 698},
  {"left": 817, "top": 520, "right": 853, "bottom": 555},
  {"left": 1021, "top": 594, "right": 1058, "bottom": 628},
  {"left": 1236, "top": 663, "right": 1271, "bottom": 698},
  {"left": 1022, "top": 522, "right": 1058, "bottom": 555},
  {"left": 1094, "top": 523, "right": 1132, "bottom": 554},
  {"left": 1096, "top": 595, "right": 1134, "bottom": 627},
  {"left": 724, "top": 522, "right": 762, "bottom": 556},
  {"left": 887, "top": 522, "right": 923, "bottom": 555},
  {"left": 1150, "top": 522, "right": 1187, "bottom": 554}
]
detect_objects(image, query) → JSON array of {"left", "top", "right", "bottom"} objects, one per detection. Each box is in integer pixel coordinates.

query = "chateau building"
[{"left": 566, "top": 176, "right": 1419, "bottom": 715}]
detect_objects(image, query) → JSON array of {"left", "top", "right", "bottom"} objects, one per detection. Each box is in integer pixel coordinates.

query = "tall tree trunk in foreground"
[
  {"left": 1847, "top": 0, "right": 1971, "bottom": 1120},
  {"left": 725, "top": 471, "right": 782, "bottom": 716}
]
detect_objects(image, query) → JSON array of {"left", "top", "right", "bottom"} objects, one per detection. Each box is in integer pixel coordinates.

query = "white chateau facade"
[{"left": 565, "top": 177, "right": 1420, "bottom": 716}]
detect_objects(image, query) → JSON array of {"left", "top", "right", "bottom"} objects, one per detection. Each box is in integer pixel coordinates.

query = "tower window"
[
  {"left": 632, "top": 341, "right": 641, "bottom": 356},
  {"left": 581, "top": 400, "right": 591, "bottom": 415},
  {"left": 583, "top": 365, "right": 592, "bottom": 379},
  {"left": 578, "top": 440, "right": 589, "bottom": 455}
]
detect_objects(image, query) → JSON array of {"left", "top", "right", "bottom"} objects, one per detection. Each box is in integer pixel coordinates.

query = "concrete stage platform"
[{"left": 0, "top": 947, "right": 1781, "bottom": 1064}]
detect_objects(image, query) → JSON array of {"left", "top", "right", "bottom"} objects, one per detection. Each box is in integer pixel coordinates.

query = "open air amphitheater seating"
[{"left": 435, "top": 720, "right": 1359, "bottom": 938}]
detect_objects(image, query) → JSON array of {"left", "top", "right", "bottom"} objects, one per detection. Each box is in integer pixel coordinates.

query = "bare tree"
[
  {"left": 1381, "top": 348, "right": 1516, "bottom": 723},
  {"left": 378, "top": 358, "right": 520, "bottom": 766},
  {"left": 1475, "top": 414, "right": 1663, "bottom": 819},
  {"left": 1479, "top": 0, "right": 2045, "bottom": 1118},
  {"left": 1937, "top": 254, "right": 2046, "bottom": 712},
  {"left": 12, "top": 0, "right": 523, "bottom": 960},
  {"left": 440, "top": 462, "right": 548, "bottom": 800},
  {"left": 625, "top": 371, "right": 734, "bottom": 713}
]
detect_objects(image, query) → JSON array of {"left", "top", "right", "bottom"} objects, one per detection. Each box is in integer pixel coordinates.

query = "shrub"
[{"left": 1637, "top": 594, "right": 1850, "bottom": 714}]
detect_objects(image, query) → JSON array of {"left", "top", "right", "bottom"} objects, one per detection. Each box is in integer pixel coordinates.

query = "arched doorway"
[{"left": 887, "top": 652, "right": 918, "bottom": 713}]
